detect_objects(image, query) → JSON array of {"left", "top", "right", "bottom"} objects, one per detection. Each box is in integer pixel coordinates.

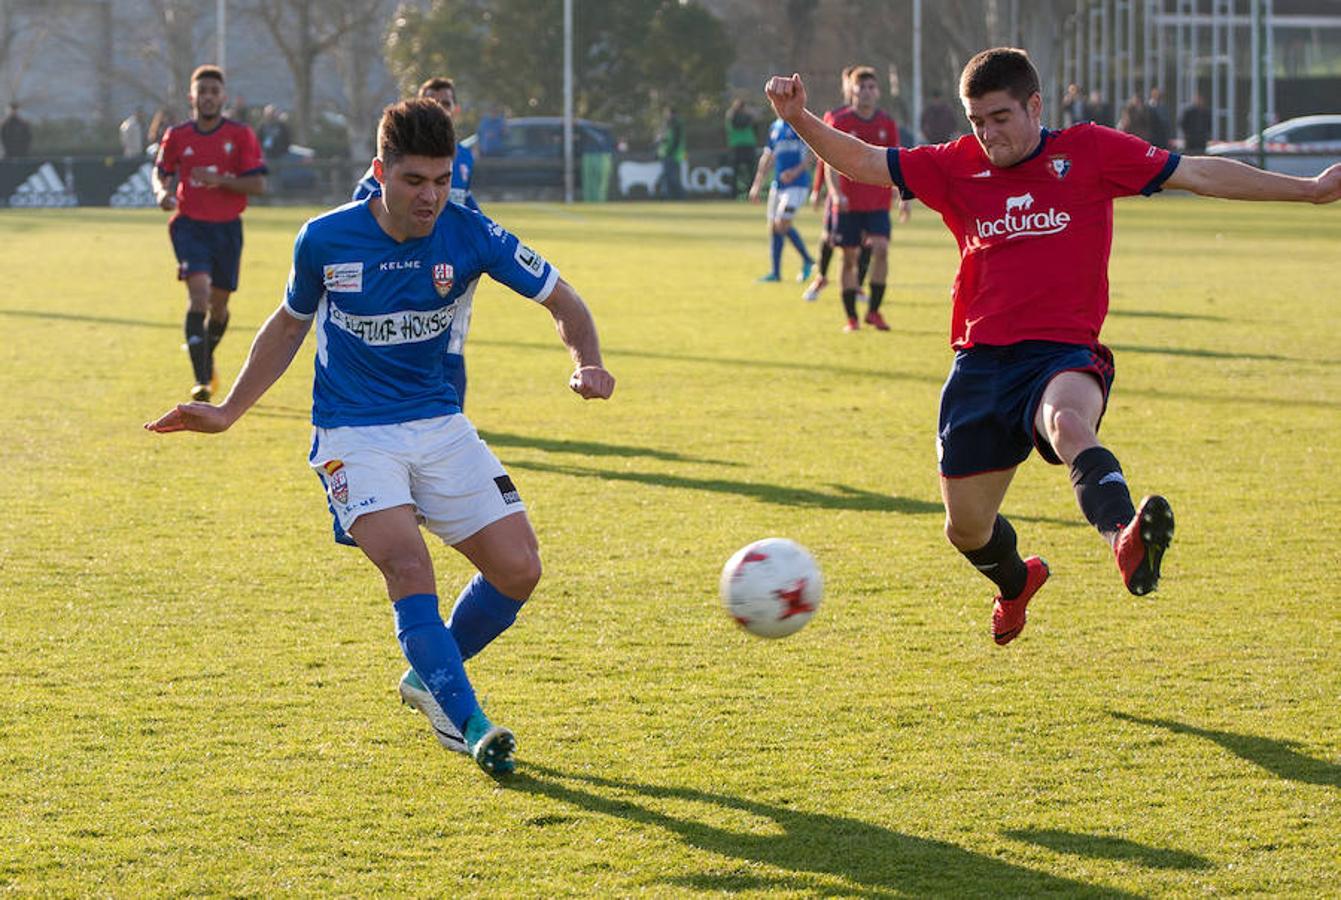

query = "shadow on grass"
[
  {"left": 480, "top": 430, "right": 739, "bottom": 466},
  {"left": 1108, "top": 308, "right": 1228, "bottom": 323},
  {"left": 1107, "top": 342, "right": 1308, "bottom": 364},
  {"left": 0, "top": 307, "right": 179, "bottom": 330},
  {"left": 507, "top": 764, "right": 1136, "bottom": 897},
  {"left": 508, "top": 459, "right": 944, "bottom": 514},
  {"left": 1002, "top": 828, "right": 1211, "bottom": 870},
  {"left": 1111, "top": 712, "right": 1341, "bottom": 788}
]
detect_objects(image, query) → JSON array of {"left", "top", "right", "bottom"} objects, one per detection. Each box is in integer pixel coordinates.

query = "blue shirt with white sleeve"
[
  {"left": 766, "top": 118, "right": 811, "bottom": 190},
  {"left": 284, "top": 198, "right": 557, "bottom": 428}
]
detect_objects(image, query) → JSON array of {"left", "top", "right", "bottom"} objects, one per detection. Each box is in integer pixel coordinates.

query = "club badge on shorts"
[
  {"left": 323, "top": 460, "right": 349, "bottom": 504},
  {"left": 432, "top": 262, "right": 454, "bottom": 297}
]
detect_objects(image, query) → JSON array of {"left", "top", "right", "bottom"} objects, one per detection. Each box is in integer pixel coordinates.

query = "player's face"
[
  {"left": 854, "top": 77, "right": 879, "bottom": 111},
  {"left": 376, "top": 154, "right": 453, "bottom": 238},
  {"left": 422, "top": 88, "right": 457, "bottom": 118},
  {"left": 190, "top": 78, "right": 225, "bottom": 123},
  {"left": 963, "top": 90, "right": 1042, "bottom": 167}
]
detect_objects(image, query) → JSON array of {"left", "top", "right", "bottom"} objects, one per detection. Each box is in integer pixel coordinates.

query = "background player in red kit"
[
  {"left": 765, "top": 48, "right": 1341, "bottom": 644},
  {"left": 826, "top": 66, "right": 909, "bottom": 332},
  {"left": 153, "top": 65, "right": 267, "bottom": 401}
]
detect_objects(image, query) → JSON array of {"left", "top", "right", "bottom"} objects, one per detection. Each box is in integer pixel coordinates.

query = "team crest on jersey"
[
  {"left": 432, "top": 262, "right": 454, "bottom": 297},
  {"left": 323, "top": 460, "right": 349, "bottom": 504},
  {"left": 1049, "top": 155, "right": 1072, "bottom": 180},
  {"left": 224, "top": 141, "right": 233, "bottom": 155}
]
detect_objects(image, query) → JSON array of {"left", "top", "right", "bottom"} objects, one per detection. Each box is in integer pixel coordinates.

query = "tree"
[
  {"left": 330, "top": 0, "right": 398, "bottom": 160},
  {"left": 386, "top": 0, "right": 734, "bottom": 137},
  {"left": 240, "top": 0, "right": 368, "bottom": 144}
]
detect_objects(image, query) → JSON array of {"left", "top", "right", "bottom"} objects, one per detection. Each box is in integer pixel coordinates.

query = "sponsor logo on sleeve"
[
  {"left": 432, "top": 262, "right": 455, "bottom": 297},
  {"left": 514, "top": 244, "right": 546, "bottom": 277},
  {"left": 323, "top": 262, "right": 363, "bottom": 293}
]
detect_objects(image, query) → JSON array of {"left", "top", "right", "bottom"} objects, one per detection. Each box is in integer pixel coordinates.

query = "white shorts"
[
  {"left": 767, "top": 184, "right": 807, "bottom": 224},
  {"left": 309, "top": 414, "right": 526, "bottom": 546}
]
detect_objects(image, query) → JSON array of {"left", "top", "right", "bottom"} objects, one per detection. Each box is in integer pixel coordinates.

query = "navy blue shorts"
[
  {"left": 834, "top": 210, "right": 891, "bottom": 247},
  {"left": 937, "top": 341, "right": 1115, "bottom": 478},
  {"left": 170, "top": 215, "right": 243, "bottom": 292}
]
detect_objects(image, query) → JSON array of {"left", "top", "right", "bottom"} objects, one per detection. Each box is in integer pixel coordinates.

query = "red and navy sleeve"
[
  {"left": 1091, "top": 124, "right": 1180, "bottom": 197},
  {"left": 155, "top": 126, "right": 178, "bottom": 177},
  {"left": 886, "top": 143, "right": 951, "bottom": 210}
]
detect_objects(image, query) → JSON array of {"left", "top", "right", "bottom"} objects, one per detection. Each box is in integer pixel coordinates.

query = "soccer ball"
[{"left": 719, "top": 538, "right": 823, "bottom": 638}]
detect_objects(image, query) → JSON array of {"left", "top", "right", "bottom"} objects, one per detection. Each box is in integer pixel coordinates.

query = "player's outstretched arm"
[
  {"left": 144, "top": 305, "right": 311, "bottom": 434},
  {"left": 764, "top": 74, "right": 893, "bottom": 188},
  {"left": 1165, "top": 157, "right": 1341, "bottom": 203},
  {"left": 541, "top": 279, "right": 615, "bottom": 400}
]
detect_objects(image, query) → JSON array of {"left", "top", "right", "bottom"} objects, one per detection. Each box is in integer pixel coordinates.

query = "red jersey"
[
  {"left": 830, "top": 107, "right": 900, "bottom": 211},
  {"left": 156, "top": 118, "right": 266, "bottom": 222},
  {"left": 888, "top": 124, "right": 1177, "bottom": 348}
]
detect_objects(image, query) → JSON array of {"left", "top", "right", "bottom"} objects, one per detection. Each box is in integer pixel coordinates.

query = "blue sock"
[
  {"left": 392, "top": 593, "right": 480, "bottom": 731},
  {"left": 770, "top": 232, "right": 783, "bottom": 275},
  {"left": 448, "top": 574, "right": 525, "bottom": 661},
  {"left": 786, "top": 227, "right": 811, "bottom": 263}
]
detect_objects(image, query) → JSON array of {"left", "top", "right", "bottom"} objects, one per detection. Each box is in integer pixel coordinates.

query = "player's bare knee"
[
  {"left": 944, "top": 517, "right": 990, "bottom": 551},
  {"left": 1046, "top": 408, "right": 1097, "bottom": 461},
  {"left": 496, "top": 551, "right": 542, "bottom": 600}
]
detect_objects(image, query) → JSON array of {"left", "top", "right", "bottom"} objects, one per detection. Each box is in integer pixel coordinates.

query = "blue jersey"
[
  {"left": 766, "top": 119, "right": 810, "bottom": 190},
  {"left": 284, "top": 199, "right": 557, "bottom": 428},
  {"left": 352, "top": 143, "right": 478, "bottom": 210}
]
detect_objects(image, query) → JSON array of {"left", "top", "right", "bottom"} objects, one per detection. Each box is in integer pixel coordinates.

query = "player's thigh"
[
  {"left": 940, "top": 468, "right": 1017, "bottom": 546},
  {"left": 1033, "top": 370, "right": 1105, "bottom": 439},
  {"left": 310, "top": 425, "right": 416, "bottom": 547},
  {"left": 410, "top": 415, "right": 528, "bottom": 548},
  {"left": 348, "top": 504, "right": 436, "bottom": 597},
  {"left": 452, "top": 511, "right": 542, "bottom": 599},
  {"left": 833, "top": 212, "right": 865, "bottom": 248}
]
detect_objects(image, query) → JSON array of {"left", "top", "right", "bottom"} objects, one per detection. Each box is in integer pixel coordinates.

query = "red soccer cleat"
[
  {"left": 864, "top": 310, "right": 891, "bottom": 331},
  {"left": 1115, "top": 495, "right": 1175, "bottom": 596},
  {"left": 992, "top": 556, "right": 1050, "bottom": 646},
  {"left": 843, "top": 317, "right": 860, "bottom": 332}
]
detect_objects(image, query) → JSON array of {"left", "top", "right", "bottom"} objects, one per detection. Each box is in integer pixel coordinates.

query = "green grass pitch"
[{"left": 0, "top": 196, "right": 1338, "bottom": 896}]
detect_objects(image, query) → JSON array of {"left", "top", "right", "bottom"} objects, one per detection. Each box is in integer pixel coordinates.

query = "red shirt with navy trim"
[
  {"left": 156, "top": 118, "right": 267, "bottom": 222},
  {"left": 886, "top": 123, "right": 1179, "bottom": 348},
  {"left": 830, "top": 107, "right": 900, "bottom": 212}
]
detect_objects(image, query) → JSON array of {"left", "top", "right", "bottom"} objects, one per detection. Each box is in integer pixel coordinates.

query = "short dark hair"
[
  {"left": 850, "top": 66, "right": 877, "bottom": 84},
  {"left": 191, "top": 65, "right": 225, "bottom": 86},
  {"left": 959, "top": 47, "right": 1040, "bottom": 103},
  {"left": 377, "top": 98, "right": 456, "bottom": 166},
  {"left": 417, "top": 77, "right": 455, "bottom": 98}
]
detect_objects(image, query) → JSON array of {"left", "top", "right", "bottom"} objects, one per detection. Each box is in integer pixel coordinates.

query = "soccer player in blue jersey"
[
  {"left": 353, "top": 77, "right": 479, "bottom": 407},
  {"left": 146, "top": 98, "right": 616, "bottom": 775},
  {"left": 748, "top": 116, "right": 814, "bottom": 283}
]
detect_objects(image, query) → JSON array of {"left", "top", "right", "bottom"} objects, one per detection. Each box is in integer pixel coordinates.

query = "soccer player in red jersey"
[
  {"left": 765, "top": 49, "right": 1341, "bottom": 644},
  {"left": 825, "top": 66, "right": 910, "bottom": 332},
  {"left": 152, "top": 65, "right": 267, "bottom": 402}
]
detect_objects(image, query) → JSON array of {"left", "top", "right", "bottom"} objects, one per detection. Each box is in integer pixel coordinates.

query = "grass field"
[{"left": 1, "top": 196, "right": 1338, "bottom": 896}]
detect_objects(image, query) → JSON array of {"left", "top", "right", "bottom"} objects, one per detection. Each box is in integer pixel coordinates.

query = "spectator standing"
[
  {"left": 1062, "top": 83, "right": 1087, "bottom": 126},
  {"left": 119, "top": 107, "right": 147, "bottom": 157},
  {"left": 147, "top": 107, "right": 180, "bottom": 151},
  {"left": 919, "top": 91, "right": 959, "bottom": 143},
  {"left": 1179, "top": 94, "right": 1211, "bottom": 155},
  {"left": 1146, "top": 87, "right": 1171, "bottom": 149},
  {"left": 257, "top": 105, "right": 292, "bottom": 157},
  {"left": 1085, "top": 89, "right": 1113, "bottom": 127},
  {"left": 1, "top": 103, "right": 33, "bottom": 158},
  {"left": 1118, "top": 94, "right": 1151, "bottom": 141},
  {"left": 725, "top": 98, "right": 758, "bottom": 199},
  {"left": 657, "top": 107, "right": 686, "bottom": 199}
]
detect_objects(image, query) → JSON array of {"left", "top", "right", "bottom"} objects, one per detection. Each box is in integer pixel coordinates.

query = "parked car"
[
  {"left": 460, "top": 116, "right": 615, "bottom": 197},
  {"left": 1206, "top": 114, "right": 1341, "bottom": 176}
]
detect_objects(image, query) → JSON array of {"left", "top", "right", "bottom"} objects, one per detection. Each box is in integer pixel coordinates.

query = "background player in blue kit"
[
  {"left": 748, "top": 116, "right": 814, "bottom": 283},
  {"left": 146, "top": 99, "right": 616, "bottom": 776}
]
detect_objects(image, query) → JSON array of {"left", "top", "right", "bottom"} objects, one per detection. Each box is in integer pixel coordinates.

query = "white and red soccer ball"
[{"left": 720, "top": 538, "right": 823, "bottom": 638}]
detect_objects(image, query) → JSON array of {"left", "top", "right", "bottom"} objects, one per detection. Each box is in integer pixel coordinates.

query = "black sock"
[
  {"left": 857, "top": 246, "right": 872, "bottom": 286},
  {"left": 184, "top": 311, "right": 211, "bottom": 384},
  {"left": 868, "top": 282, "right": 886, "bottom": 313},
  {"left": 962, "top": 515, "right": 1029, "bottom": 600},
  {"left": 818, "top": 242, "right": 833, "bottom": 277},
  {"left": 207, "top": 315, "right": 229, "bottom": 352},
  {"left": 1070, "top": 446, "right": 1136, "bottom": 544},
  {"left": 841, "top": 288, "right": 858, "bottom": 320}
]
